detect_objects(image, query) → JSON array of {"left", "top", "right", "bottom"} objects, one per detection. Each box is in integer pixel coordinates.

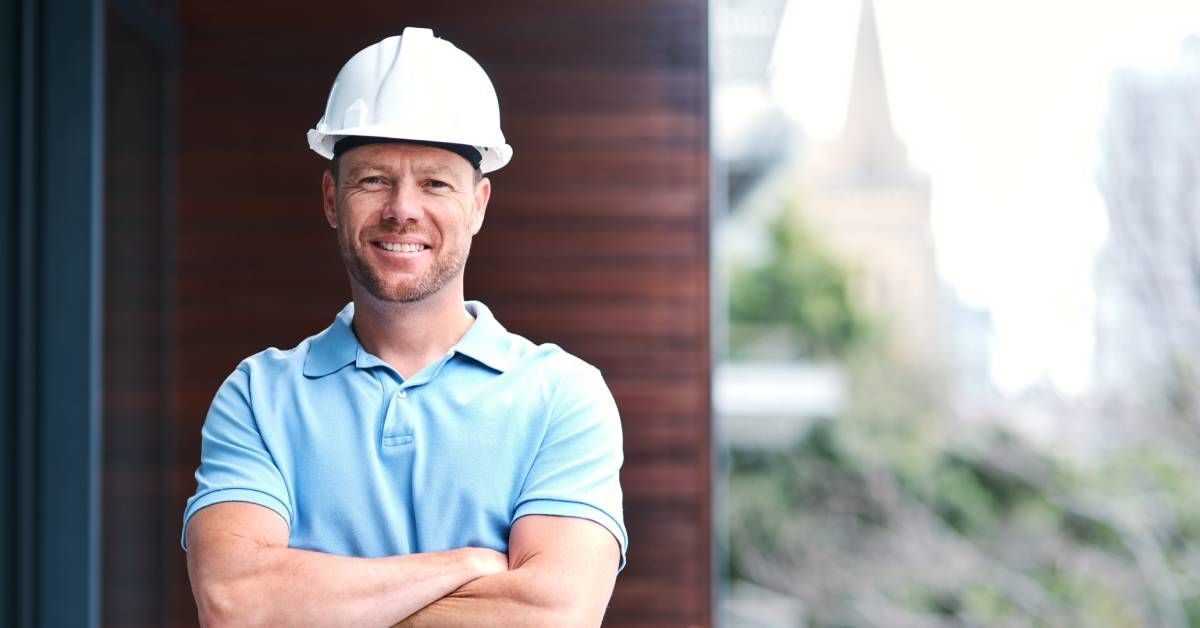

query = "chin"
[{"left": 363, "top": 279, "right": 441, "bottom": 304}]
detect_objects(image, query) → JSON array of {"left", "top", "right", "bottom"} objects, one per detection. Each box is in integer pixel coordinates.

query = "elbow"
[
  {"left": 537, "top": 603, "right": 605, "bottom": 628},
  {"left": 193, "top": 580, "right": 267, "bottom": 628},
  {"left": 193, "top": 580, "right": 238, "bottom": 628}
]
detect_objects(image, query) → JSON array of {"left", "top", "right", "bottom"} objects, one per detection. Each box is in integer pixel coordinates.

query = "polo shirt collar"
[
  {"left": 303, "top": 302, "right": 359, "bottom": 377},
  {"left": 303, "top": 300, "right": 517, "bottom": 378},
  {"left": 452, "top": 301, "right": 518, "bottom": 373}
]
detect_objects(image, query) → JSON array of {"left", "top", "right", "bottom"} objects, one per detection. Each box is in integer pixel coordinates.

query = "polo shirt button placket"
[{"left": 382, "top": 388, "right": 414, "bottom": 447}]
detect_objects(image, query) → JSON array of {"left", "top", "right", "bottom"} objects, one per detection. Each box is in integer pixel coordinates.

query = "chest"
[{"left": 258, "top": 365, "right": 551, "bottom": 531}]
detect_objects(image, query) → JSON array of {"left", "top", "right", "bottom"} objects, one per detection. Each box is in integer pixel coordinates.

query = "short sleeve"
[
  {"left": 513, "top": 362, "right": 628, "bottom": 570},
  {"left": 181, "top": 365, "right": 292, "bottom": 550}
]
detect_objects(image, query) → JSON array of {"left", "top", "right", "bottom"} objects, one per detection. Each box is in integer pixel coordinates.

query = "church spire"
[
  {"left": 843, "top": 0, "right": 896, "bottom": 141},
  {"left": 833, "top": 0, "right": 911, "bottom": 185}
]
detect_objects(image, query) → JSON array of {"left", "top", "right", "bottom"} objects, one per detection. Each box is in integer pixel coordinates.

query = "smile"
[{"left": 374, "top": 242, "right": 428, "bottom": 253}]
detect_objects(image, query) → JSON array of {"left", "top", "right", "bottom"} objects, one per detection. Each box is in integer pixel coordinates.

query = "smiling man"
[{"left": 182, "top": 28, "right": 626, "bottom": 628}]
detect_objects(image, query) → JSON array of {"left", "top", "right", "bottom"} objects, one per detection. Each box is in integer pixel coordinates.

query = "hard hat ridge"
[{"left": 307, "top": 27, "right": 513, "bottom": 173}]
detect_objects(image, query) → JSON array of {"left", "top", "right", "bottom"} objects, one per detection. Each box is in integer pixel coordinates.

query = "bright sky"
[{"left": 765, "top": 0, "right": 1200, "bottom": 394}]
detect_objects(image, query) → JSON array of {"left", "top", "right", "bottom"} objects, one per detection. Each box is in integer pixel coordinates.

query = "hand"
[{"left": 459, "top": 547, "right": 508, "bottom": 578}]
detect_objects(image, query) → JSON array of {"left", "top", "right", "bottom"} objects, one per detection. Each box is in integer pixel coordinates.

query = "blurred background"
[
  {"left": 3, "top": 0, "right": 1200, "bottom": 627},
  {"left": 713, "top": 0, "right": 1200, "bottom": 626}
]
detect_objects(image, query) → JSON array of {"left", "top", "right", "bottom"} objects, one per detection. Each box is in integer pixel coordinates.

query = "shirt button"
[{"left": 396, "top": 390, "right": 407, "bottom": 399}]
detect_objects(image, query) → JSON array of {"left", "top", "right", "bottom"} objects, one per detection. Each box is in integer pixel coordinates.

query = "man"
[{"left": 182, "top": 28, "right": 627, "bottom": 627}]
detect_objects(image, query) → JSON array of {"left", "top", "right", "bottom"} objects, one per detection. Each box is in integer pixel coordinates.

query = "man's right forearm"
[{"left": 189, "top": 540, "right": 503, "bottom": 628}]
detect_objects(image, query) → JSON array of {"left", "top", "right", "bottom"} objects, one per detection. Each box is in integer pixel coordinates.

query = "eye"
[
  {"left": 359, "top": 176, "right": 388, "bottom": 189},
  {"left": 424, "top": 179, "right": 451, "bottom": 190}
]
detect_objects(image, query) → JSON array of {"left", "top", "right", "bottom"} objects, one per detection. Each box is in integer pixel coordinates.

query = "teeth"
[{"left": 378, "top": 242, "right": 425, "bottom": 253}]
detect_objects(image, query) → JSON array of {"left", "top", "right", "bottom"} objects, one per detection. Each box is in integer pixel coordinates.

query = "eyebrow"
[
  {"left": 344, "top": 163, "right": 389, "bottom": 179},
  {"left": 411, "top": 163, "right": 461, "bottom": 180},
  {"left": 345, "top": 162, "right": 463, "bottom": 181}
]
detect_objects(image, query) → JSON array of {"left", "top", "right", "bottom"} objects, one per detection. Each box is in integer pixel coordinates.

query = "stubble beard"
[{"left": 338, "top": 219, "right": 471, "bottom": 304}]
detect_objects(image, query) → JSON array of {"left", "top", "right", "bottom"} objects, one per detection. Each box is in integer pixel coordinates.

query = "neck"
[{"left": 348, "top": 282, "right": 475, "bottom": 379}]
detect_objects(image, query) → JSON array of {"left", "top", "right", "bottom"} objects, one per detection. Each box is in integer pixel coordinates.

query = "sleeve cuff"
[
  {"left": 513, "top": 498, "right": 628, "bottom": 571},
  {"left": 181, "top": 488, "right": 292, "bottom": 551}
]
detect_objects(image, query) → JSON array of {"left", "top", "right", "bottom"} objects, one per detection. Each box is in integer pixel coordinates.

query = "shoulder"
[
  {"left": 216, "top": 321, "right": 340, "bottom": 405},
  {"left": 503, "top": 334, "right": 607, "bottom": 393},
  {"left": 230, "top": 304, "right": 356, "bottom": 383},
  {"left": 464, "top": 301, "right": 605, "bottom": 386},
  {"left": 474, "top": 308, "right": 616, "bottom": 420},
  {"left": 203, "top": 328, "right": 339, "bottom": 431},
  {"left": 518, "top": 343, "right": 619, "bottom": 426},
  {"left": 232, "top": 335, "right": 317, "bottom": 381}
]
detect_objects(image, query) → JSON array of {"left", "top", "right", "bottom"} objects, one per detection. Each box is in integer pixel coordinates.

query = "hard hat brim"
[{"left": 308, "top": 128, "right": 512, "bottom": 174}]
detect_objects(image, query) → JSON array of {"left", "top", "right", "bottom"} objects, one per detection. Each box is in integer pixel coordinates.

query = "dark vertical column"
[
  {"left": 0, "top": 0, "right": 19, "bottom": 624},
  {"left": 3, "top": 1, "right": 107, "bottom": 626},
  {"left": 11, "top": 2, "right": 38, "bottom": 624},
  {"left": 37, "top": 0, "right": 104, "bottom": 626}
]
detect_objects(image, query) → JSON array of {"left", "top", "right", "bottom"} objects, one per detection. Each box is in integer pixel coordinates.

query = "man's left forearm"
[
  {"left": 396, "top": 565, "right": 598, "bottom": 628},
  {"left": 395, "top": 515, "right": 620, "bottom": 628}
]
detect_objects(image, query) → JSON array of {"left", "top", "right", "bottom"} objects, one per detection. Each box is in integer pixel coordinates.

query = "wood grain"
[{"left": 166, "top": 2, "right": 711, "bottom": 625}]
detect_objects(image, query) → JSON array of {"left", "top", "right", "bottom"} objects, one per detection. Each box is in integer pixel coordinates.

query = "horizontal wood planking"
[
  {"left": 173, "top": 1, "right": 710, "bottom": 625},
  {"left": 170, "top": 188, "right": 706, "bottom": 220}
]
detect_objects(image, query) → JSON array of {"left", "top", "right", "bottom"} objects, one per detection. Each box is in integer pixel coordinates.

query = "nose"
[{"left": 381, "top": 180, "right": 423, "bottom": 224}]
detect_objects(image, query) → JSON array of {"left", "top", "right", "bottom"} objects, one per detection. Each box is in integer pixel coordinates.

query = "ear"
[
  {"left": 322, "top": 169, "right": 338, "bottom": 229},
  {"left": 470, "top": 176, "right": 491, "bottom": 235}
]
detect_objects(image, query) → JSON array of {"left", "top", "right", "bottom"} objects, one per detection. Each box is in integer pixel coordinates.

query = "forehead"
[{"left": 340, "top": 142, "right": 472, "bottom": 178}]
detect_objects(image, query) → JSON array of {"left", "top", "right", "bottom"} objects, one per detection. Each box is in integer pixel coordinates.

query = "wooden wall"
[
  {"left": 172, "top": 2, "right": 710, "bottom": 626},
  {"left": 103, "top": 6, "right": 174, "bottom": 625}
]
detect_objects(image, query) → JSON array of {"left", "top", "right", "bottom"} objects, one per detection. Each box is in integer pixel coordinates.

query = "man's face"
[{"left": 321, "top": 142, "right": 490, "bottom": 304}]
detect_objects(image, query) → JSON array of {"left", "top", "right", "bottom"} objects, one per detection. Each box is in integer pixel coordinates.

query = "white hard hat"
[{"left": 307, "top": 27, "right": 513, "bottom": 173}]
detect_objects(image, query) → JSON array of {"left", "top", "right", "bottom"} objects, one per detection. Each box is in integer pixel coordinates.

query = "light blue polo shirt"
[{"left": 182, "top": 301, "right": 626, "bottom": 569}]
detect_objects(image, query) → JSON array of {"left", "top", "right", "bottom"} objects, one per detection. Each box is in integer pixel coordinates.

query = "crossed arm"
[{"left": 186, "top": 502, "right": 620, "bottom": 628}]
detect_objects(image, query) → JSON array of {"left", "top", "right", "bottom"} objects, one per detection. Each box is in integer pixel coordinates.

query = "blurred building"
[
  {"left": 714, "top": 0, "right": 948, "bottom": 455},
  {"left": 711, "top": 0, "right": 794, "bottom": 212},
  {"left": 711, "top": 0, "right": 841, "bottom": 450},
  {"left": 715, "top": 361, "right": 847, "bottom": 449},
  {"left": 1094, "top": 36, "right": 1200, "bottom": 422},
  {"left": 946, "top": 293, "right": 1000, "bottom": 415},
  {"left": 793, "top": 0, "right": 944, "bottom": 370}
]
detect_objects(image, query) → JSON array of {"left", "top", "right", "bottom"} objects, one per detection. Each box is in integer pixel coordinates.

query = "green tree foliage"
[
  {"left": 728, "top": 409, "right": 1200, "bottom": 626},
  {"left": 723, "top": 197, "right": 1200, "bottom": 627},
  {"left": 728, "top": 205, "right": 873, "bottom": 359},
  {"left": 726, "top": 352, "right": 1200, "bottom": 627}
]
